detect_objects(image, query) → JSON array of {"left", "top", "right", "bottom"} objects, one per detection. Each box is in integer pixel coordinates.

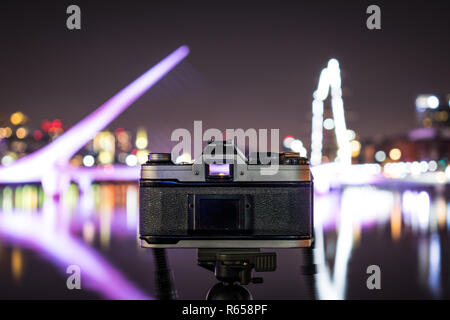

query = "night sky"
[{"left": 1, "top": 0, "right": 449, "bottom": 151}]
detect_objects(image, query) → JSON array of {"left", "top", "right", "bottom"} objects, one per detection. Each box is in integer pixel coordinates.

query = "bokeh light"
[
  {"left": 83, "top": 155, "right": 95, "bottom": 167},
  {"left": 125, "top": 154, "right": 138, "bottom": 166},
  {"left": 283, "top": 136, "right": 295, "bottom": 149},
  {"left": 350, "top": 140, "right": 361, "bottom": 157},
  {"left": 323, "top": 118, "right": 335, "bottom": 130},
  {"left": 375, "top": 150, "right": 386, "bottom": 162},
  {"left": 10, "top": 112, "right": 25, "bottom": 125},
  {"left": 389, "top": 148, "right": 402, "bottom": 161},
  {"left": 16, "top": 127, "right": 28, "bottom": 139}
]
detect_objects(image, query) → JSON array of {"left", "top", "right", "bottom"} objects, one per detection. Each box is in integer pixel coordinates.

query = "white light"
[
  {"left": 1, "top": 155, "right": 13, "bottom": 166},
  {"left": 374, "top": 151, "right": 386, "bottom": 162},
  {"left": 415, "top": 95, "right": 429, "bottom": 109},
  {"left": 283, "top": 136, "right": 295, "bottom": 149},
  {"left": 417, "top": 191, "right": 430, "bottom": 231},
  {"left": 419, "top": 161, "right": 429, "bottom": 173},
  {"left": 411, "top": 161, "right": 421, "bottom": 176},
  {"left": 290, "top": 139, "right": 304, "bottom": 153},
  {"left": 427, "top": 96, "right": 439, "bottom": 109},
  {"left": 327, "top": 58, "right": 339, "bottom": 69},
  {"left": 428, "top": 160, "right": 437, "bottom": 172},
  {"left": 347, "top": 129, "right": 356, "bottom": 141},
  {"left": 405, "top": 162, "right": 412, "bottom": 173},
  {"left": 82, "top": 155, "right": 95, "bottom": 167},
  {"left": 445, "top": 165, "right": 450, "bottom": 179},
  {"left": 299, "top": 147, "right": 308, "bottom": 158},
  {"left": 314, "top": 70, "right": 330, "bottom": 100},
  {"left": 310, "top": 58, "right": 351, "bottom": 166},
  {"left": 311, "top": 99, "right": 324, "bottom": 165},
  {"left": 125, "top": 154, "right": 138, "bottom": 166},
  {"left": 323, "top": 118, "right": 335, "bottom": 130}
]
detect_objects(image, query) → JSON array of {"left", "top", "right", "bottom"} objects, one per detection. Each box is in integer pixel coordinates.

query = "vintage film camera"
[{"left": 139, "top": 140, "right": 313, "bottom": 248}]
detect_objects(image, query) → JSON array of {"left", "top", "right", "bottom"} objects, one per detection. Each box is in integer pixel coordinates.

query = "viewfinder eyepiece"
[{"left": 207, "top": 163, "right": 231, "bottom": 178}]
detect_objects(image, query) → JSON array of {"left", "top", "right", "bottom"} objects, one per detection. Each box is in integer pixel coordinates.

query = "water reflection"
[
  {"left": 0, "top": 182, "right": 448, "bottom": 299},
  {"left": 314, "top": 185, "right": 448, "bottom": 299},
  {"left": 0, "top": 183, "right": 150, "bottom": 299}
]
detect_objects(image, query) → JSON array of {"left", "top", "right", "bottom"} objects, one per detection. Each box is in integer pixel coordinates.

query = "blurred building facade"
[
  {"left": 0, "top": 111, "right": 149, "bottom": 168},
  {"left": 357, "top": 94, "right": 450, "bottom": 170}
]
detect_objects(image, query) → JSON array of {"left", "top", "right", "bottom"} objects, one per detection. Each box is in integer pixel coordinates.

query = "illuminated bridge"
[
  {"left": 0, "top": 46, "right": 447, "bottom": 197},
  {"left": 0, "top": 46, "right": 189, "bottom": 196}
]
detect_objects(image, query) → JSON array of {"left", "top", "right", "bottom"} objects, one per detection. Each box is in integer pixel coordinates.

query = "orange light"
[
  {"left": 10, "top": 112, "right": 25, "bottom": 125},
  {"left": 390, "top": 194, "right": 402, "bottom": 241},
  {"left": 16, "top": 127, "right": 28, "bottom": 139},
  {"left": 351, "top": 140, "right": 361, "bottom": 158},
  {"left": 11, "top": 248, "right": 23, "bottom": 281}
]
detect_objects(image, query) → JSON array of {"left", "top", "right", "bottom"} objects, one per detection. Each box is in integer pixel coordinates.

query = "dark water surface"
[{"left": 0, "top": 183, "right": 448, "bottom": 299}]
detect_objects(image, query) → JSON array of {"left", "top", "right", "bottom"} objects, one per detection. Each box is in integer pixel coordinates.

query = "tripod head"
[{"left": 197, "top": 248, "right": 277, "bottom": 300}]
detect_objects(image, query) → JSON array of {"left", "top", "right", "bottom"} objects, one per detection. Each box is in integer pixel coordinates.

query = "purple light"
[
  {"left": 0, "top": 46, "right": 189, "bottom": 184},
  {"left": 68, "top": 165, "right": 140, "bottom": 181},
  {"left": 208, "top": 163, "right": 230, "bottom": 176},
  {"left": 0, "top": 211, "right": 151, "bottom": 300},
  {"left": 408, "top": 127, "right": 436, "bottom": 140}
]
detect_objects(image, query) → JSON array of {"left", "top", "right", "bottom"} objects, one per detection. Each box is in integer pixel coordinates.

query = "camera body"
[{"left": 139, "top": 141, "right": 313, "bottom": 248}]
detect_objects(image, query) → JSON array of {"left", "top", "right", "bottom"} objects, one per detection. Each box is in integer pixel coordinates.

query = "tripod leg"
[
  {"left": 301, "top": 245, "right": 317, "bottom": 300},
  {"left": 152, "top": 248, "right": 178, "bottom": 300}
]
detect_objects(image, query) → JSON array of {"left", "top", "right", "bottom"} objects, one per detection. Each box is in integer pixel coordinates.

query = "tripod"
[
  {"left": 151, "top": 246, "right": 317, "bottom": 300},
  {"left": 197, "top": 248, "right": 277, "bottom": 300}
]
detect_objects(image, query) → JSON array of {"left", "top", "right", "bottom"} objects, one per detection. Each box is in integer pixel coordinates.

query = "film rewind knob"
[{"left": 148, "top": 153, "right": 172, "bottom": 164}]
